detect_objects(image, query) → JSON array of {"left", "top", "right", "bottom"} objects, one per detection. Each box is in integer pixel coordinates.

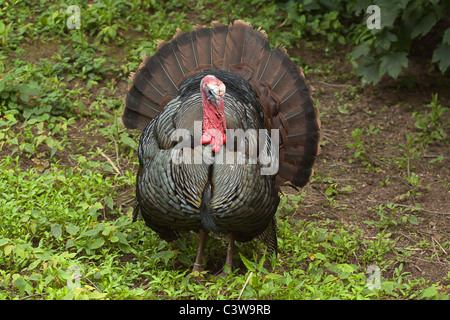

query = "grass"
[
  {"left": 1, "top": 0, "right": 449, "bottom": 300},
  {"left": 0, "top": 168, "right": 445, "bottom": 299}
]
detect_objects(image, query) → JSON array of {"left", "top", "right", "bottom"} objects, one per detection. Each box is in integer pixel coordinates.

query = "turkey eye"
[{"left": 207, "top": 89, "right": 214, "bottom": 99}]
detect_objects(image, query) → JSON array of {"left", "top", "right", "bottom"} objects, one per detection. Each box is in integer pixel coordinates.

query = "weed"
[
  {"left": 346, "top": 128, "right": 367, "bottom": 163},
  {"left": 395, "top": 133, "right": 420, "bottom": 177},
  {"left": 412, "top": 94, "right": 449, "bottom": 146},
  {"left": 364, "top": 203, "right": 419, "bottom": 230}
]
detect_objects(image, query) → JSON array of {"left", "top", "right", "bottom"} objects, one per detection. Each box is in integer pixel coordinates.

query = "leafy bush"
[
  {"left": 275, "top": 0, "right": 450, "bottom": 84},
  {"left": 0, "top": 63, "right": 81, "bottom": 117},
  {"left": 350, "top": 0, "right": 450, "bottom": 84}
]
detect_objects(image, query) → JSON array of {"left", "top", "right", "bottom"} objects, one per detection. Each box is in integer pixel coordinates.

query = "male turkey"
[{"left": 122, "top": 20, "right": 320, "bottom": 273}]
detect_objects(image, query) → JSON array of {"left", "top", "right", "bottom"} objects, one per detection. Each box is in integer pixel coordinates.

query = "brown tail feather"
[
  {"left": 122, "top": 20, "right": 320, "bottom": 188},
  {"left": 194, "top": 25, "right": 214, "bottom": 68},
  {"left": 211, "top": 22, "right": 228, "bottom": 69},
  {"left": 154, "top": 41, "right": 185, "bottom": 92},
  {"left": 258, "top": 47, "right": 289, "bottom": 85},
  {"left": 131, "top": 58, "right": 165, "bottom": 101},
  {"left": 174, "top": 30, "right": 199, "bottom": 73},
  {"left": 122, "top": 107, "right": 152, "bottom": 130},
  {"left": 222, "top": 20, "right": 251, "bottom": 70},
  {"left": 240, "top": 27, "right": 269, "bottom": 74}
]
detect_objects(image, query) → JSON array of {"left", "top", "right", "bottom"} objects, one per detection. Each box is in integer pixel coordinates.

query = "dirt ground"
[{"left": 289, "top": 40, "right": 450, "bottom": 285}]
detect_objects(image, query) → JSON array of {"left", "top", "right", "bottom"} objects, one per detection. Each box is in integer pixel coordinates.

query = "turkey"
[{"left": 122, "top": 20, "right": 320, "bottom": 274}]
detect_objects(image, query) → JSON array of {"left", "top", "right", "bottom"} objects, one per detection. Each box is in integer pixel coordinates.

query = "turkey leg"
[
  {"left": 193, "top": 229, "right": 208, "bottom": 273},
  {"left": 220, "top": 233, "right": 235, "bottom": 276}
]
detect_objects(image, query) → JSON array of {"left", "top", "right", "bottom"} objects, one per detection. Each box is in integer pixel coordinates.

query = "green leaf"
[
  {"left": 118, "top": 243, "right": 131, "bottom": 253},
  {"left": 108, "top": 27, "right": 117, "bottom": 39},
  {"left": 28, "top": 273, "right": 42, "bottom": 281},
  {"left": 432, "top": 43, "right": 450, "bottom": 73},
  {"left": 120, "top": 133, "right": 137, "bottom": 149},
  {"left": 151, "top": 250, "right": 174, "bottom": 264},
  {"left": 102, "top": 226, "right": 111, "bottom": 236},
  {"left": 351, "top": 44, "right": 370, "bottom": 60},
  {"left": 22, "top": 143, "right": 34, "bottom": 154},
  {"left": 340, "top": 185, "right": 353, "bottom": 193},
  {"left": 56, "top": 175, "right": 66, "bottom": 182},
  {"left": 10, "top": 137, "right": 18, "bottom": 145},
  {"left": 109, "top": 236, "right": 119, "bottom": 243},
  {"left": 379, "top": 52, "right": 408, "bottom": 79},
  {"left": 429, "top": 155, "right": 444, "bottom": 163},
  {"left": 34, "top": 135, "right": 46, "bottom": 147},
  {"left": 82, "top": 229, "right": 100, "bottom": 237},
  {"left": 409, "top": 215, "right": 419, "bottom": 225},
  {"left": 20, "top": 92, "right": 29, "bottom": 103},
  {"left": 325, "top": 185, "right": 337, "bottom": 196},
  {"left": 381, "top": 6, "right": 400, "bottom": 28},
  {"left": 178, "top": 254, "right": 193, "bottom": 266},
  {"left": 4, "top": 113, "right": 16, "bottom": 122},
  {"left": 66, "top": 239, "right": 75, "bottom": 249},
  {"left": 51, "top": 224, "right": 63, "bottom": 239},
  {"left": 88, "top": 291, "right": 108, "bottom": 299},
  {"left": 4, "top": 244, "right": 14, "bottom": 255},
  {"left": 40, "top": 16, "right": 49, "bottom": 26},
  {"left": 50, "top": 146, "right": 58, "bottom": 158},
  {"left": 420, "top": 285, "right": 438, "bottom": 299},
  {"left": 314, "top": 252, "right": 326, "bottom": 260},
  {"left": 113, "top": 231, "right": 129, "bottom": 245},
  {"left": 239, "top": 253, "right": 256, "bottom": 272},
  {"left": 65, "top": 223, "right": 79, "bottom": 235},
  {"left": 13, "top": 275, "right": 27, "bottom": 294},
  {"left": 374, "top": 30, "right": 398, "bottom": 51},
  {"left": 411, "top": 14, "right": 436, "bottom": 39},
  {"left": 443, "top": 28, "right": 450, "bottom": 45},
  {"left": 21, "top": 85, "right": 40, "bottom": 96},
  {"left": 104, "top": 196, "right": 114, "bottom": 210},
  {"left": 90, "top": 237, "right": 105, "bottom": 250},
  {"left": 355, "top": 56, "right": 381, "bottom": 85},
  {"left": 401, "top": 2, "right": 423, "bottom": 25}
]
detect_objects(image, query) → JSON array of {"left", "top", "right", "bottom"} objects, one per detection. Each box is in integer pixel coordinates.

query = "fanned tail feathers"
[{"left": 122, "top": 20, "right": 320, "bottom": 188}]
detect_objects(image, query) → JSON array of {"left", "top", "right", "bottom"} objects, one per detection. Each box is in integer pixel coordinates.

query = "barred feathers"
[{"left": 123, "top": 20, "right": 320, "bottom": 189}]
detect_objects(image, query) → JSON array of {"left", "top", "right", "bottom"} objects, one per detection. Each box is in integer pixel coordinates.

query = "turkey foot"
[
  {"left": 217, "top": 234, "right": 235, "bottom": 277},
  {"left": 192, "top": 229, "right": 208, "bottom": 274}
]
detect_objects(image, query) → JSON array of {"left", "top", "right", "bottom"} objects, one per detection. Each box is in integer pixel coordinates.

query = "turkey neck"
[
  {"left": 199, "top": 96, "right": 223, "bottom": 233},
  {"left": 201, "top": 94, "right": 226, "bottom": 135}
]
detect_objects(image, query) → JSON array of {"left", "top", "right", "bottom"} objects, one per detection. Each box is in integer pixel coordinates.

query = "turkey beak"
[
  {"left": 210, "top": 96, "right": 223, "bottom": 111},
  {"left": 209, "top": 96, "right": 218, "bottom": 109}
]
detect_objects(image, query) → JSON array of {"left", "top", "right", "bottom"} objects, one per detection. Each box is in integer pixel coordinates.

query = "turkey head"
[{"left": 200, "top": 75, "right": 227, "bottom": 153}]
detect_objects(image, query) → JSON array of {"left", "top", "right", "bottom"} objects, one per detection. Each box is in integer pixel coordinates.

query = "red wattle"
[
  {"left": 200, "top": 132, "right": 212, "bottom": 144},
  {"left": 222, "top": 133, "right": 226, "bottom": 144}
]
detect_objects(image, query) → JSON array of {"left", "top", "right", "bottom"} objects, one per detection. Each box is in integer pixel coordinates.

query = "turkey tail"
[
  {"left": 122, "top": 20, "right": 320, "bottom": 188},
  {"left": 255, "top": 46, "right": 321, "bottom": 188},
  {"left": 258, "top": 216, "right": 278, "bottom": 257}
]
